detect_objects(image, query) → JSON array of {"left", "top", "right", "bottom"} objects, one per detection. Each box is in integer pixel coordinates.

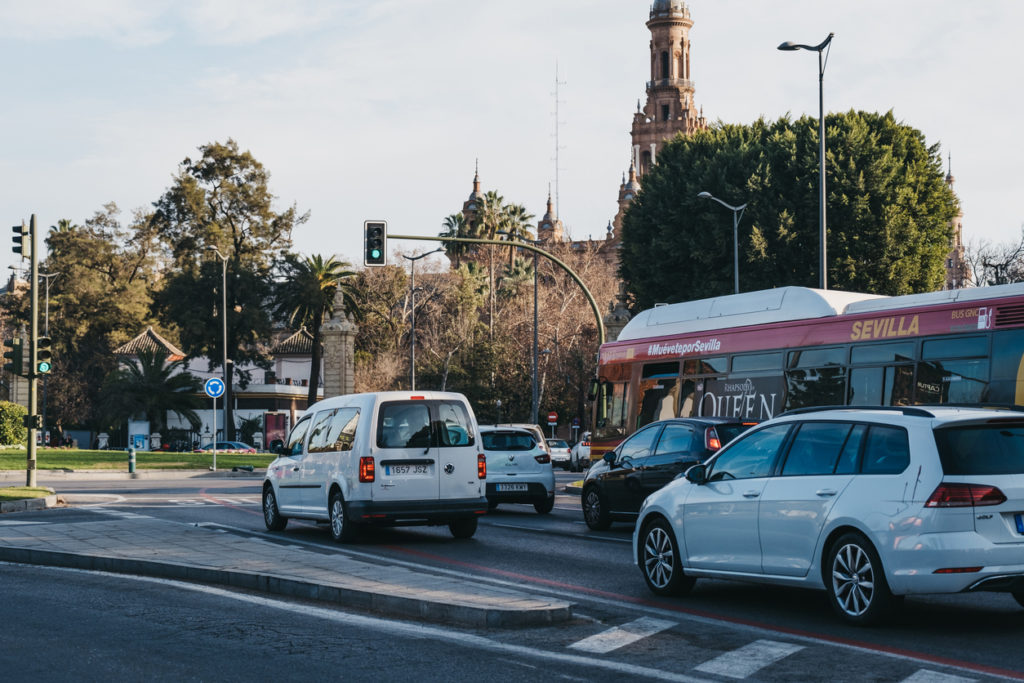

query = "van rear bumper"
[{"left": 346, "top": 497, "right": 488, "bottom": 526}]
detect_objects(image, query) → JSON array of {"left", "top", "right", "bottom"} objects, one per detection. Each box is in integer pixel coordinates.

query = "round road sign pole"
[{"left": 211, "top": 396, "right": 217, "bottom": 471}]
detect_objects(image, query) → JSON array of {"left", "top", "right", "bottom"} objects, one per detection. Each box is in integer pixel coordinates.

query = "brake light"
[
  {"left": 477, "top": 453, "right": 486, "bottom": 479},
  {"left": 583, "top": 440, "right": 590, "bottom": 447},
  {"left": 359, "top": 456, "right": 375, "bottom": 482},
  {"left": 925, "top": 483, "right": 1006, "bottom": 508},
  {"left": 705, "top": 427, "right": 722, "bottom": 451},
  {"left": 535, "top": 453, "right": 550, "bottom": 464}
]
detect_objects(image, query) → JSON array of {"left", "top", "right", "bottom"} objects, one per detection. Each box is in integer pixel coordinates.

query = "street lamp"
[
  {"left": 205, "top": 246, "right": 229, "bottom": 471},
  {"left": 697, "top": 192, "right": 746, "bottom": 294},
  {"left": 402, "top": 248, "right": 444, "bottom": 390},
  {"left": 778, "top": 32, "right": 834, "bottom": 290},
  {"left": 497, "top": 231, "right": 543, "bottom": 425}
]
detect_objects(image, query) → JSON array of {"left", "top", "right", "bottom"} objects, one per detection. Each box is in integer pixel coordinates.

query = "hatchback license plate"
[
  {"left": 497, "top": 483, "right": 528, "bottom": 492},
  {"left": 1016, "top": 514, "right": 1024, "bottom": 535}
]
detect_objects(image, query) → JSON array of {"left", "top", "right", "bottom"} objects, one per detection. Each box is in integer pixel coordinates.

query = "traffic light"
[
  {"left": 11, "top": 222, "right": 27, "bottom": 257},
  {"left": 3, "top": 338, "right": 23, "bottom": 376},
  {"left": 363, "top": 220, "right": 387, "bottom": 266},
  {"left": 36, "top": 336, "right": 52, "bottom": 374}
]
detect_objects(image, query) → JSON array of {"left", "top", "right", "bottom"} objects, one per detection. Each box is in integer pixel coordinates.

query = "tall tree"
[
  {"left": 620, "top": 111, "right": 958, "bottom": 310},
  {"left": 274, "top": 254, "right": 358, "bottom": 404},
  {"left": 439, "top": 213, "right": 471, "bottom": 269},
  {"left": 150, "top": 139, "right": 307, "bottom": 439}
]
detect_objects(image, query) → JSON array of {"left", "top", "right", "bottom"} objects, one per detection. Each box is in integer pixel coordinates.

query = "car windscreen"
[
  {"left": 934, "top": 422, "right": 1024, "bottom": 475},
  {"left": 482, "top": 432, "right": 536, "bottom": 451}
]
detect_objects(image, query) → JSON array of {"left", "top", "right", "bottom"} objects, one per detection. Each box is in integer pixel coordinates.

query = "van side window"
[
  {"left": 437, "top": 401, "right": 475, "bottom": 447},
  {"left": 284, "top": 416, "right": 312, "bottom": 457},
  {"left": 861, "top": 425, "right": 910, "bottom": 474},
  {"left": 378, "top": 402, "right": 432, "bottom": 449},
  {"left": 308, "top": 408, "right": 360, "bottom": 453}
]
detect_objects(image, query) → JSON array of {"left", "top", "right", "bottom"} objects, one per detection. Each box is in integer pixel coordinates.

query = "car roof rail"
[
  {"left": 780, "top": 405, "right": 936, "bottom": 418},
  {"left": 916, "top": 402, "right": 1024, "bottom": 412}
]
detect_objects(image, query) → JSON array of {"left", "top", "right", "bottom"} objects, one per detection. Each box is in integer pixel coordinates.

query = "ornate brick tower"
[
  {"left": 943, "top": 161, "right": 971, "bottom": 289},
  {"left": 631, "top": 0, "right": 707, "bottom": 177}
]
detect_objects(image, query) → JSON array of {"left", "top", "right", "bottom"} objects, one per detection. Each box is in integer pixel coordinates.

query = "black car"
[{"left": 581, "top": 417, "right": 754, "bottom": 530}]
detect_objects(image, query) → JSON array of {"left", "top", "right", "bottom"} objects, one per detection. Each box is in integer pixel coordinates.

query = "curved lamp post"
[
  {"left": 402, "top": 248, "right": 445, "bottom": 390},
  {"left": 697, "top": 192, "right": 747, "bottom": 294},
  {"left": 778, "top": 32, "right": 834, "bottom": 290}
]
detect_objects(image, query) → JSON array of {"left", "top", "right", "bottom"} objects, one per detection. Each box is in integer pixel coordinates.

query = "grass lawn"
[
  {"left": 0, "top": 486, "right": 54, "bottom": 502},
  {"left": 0, "top": 448, "right": 274, "bottom": 471}
]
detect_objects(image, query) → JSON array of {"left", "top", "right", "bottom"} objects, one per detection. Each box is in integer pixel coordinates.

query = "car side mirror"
[
  {"left": 602, "top": 451, "right": 616, "bottom": 466},
  {"left": 684, "top": 463, "right": 707, "bottom": 485}
]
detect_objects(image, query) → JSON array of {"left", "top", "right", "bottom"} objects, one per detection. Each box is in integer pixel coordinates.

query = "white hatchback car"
[
  {"left": 546, "top": 438, "right": 572, "bottom": 469},
  {"left": 634, "top": 406, "right": 1024, "bottom": 625},
  {"left": 481, "top": 425, "right": 556, "bottom": 513}
]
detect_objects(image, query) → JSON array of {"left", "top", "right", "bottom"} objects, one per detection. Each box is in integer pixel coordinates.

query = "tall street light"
[
  {"left": 205, "top": 246, "right": 228, "bottom": 470},
  {"left": 779, "top": 32, "right": 834, "bottom": 290},
  {"left": 697, "top": 192, "right": 746, "bottom": 294},
  {"left": 497, "top": 231, "right": 543, "bottom": 425},
  {"left": 402, "top": 248, "right": 444, "bottom": 390}
]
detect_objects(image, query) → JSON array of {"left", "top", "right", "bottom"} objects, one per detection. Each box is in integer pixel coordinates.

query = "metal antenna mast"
[{"left": 552, "top": 61, "right": 566, "bottom": 216}]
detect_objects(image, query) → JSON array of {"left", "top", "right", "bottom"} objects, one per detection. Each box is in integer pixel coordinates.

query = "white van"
[{"left": 261, "top": 391, "right": 487, "bottom": 542}]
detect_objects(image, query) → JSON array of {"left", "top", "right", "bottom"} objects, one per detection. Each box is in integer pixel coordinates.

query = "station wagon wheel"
[
  {"left": 639, "top": 518, "right": 695, "bottom": 596},
  {"left": 826, "top": 532, "right": 895, "bottom": 625},
  {"left": 329, "top": 491, "right": 359, "bottom": 543},
  {"left": 262, "top": 485, "right": 287, "bottom": 531},
  {"left": 582, "top": 485, "right": 611, "bottom": 530}
]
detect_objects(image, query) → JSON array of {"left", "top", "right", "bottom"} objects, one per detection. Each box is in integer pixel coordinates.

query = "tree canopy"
[{"left": 619, "top": 110, "right": 959, "bottom": 310}]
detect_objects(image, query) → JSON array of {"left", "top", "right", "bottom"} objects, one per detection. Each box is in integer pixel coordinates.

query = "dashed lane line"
[{"left": 567, "top": 616, "right": 677, "bottom": 654}]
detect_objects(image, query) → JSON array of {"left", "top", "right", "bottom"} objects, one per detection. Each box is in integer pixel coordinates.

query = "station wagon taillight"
[
  {"left": 359, "top": 456, "right": 375, "bottom": 482},
  {"left": 477, "top": 454, "right": 486, "bottom": 479},
  {"left": 925, "top": 483, "right": 1006, "bottom": 508},
  {"left": 705, "top": 427, "right": 722, "bottom": 451}
]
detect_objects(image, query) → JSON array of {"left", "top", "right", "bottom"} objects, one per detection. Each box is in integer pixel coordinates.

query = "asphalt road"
[{"left": 27, "top": 471, "right": 1024, "bottom": 681}]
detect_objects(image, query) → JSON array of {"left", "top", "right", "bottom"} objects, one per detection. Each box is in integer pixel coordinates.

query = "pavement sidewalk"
[{"left": 0, "top": 501, "right": 573, "bottom": 628}]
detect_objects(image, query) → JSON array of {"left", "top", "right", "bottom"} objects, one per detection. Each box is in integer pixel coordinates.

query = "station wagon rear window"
[{"left": 934, "top": 422, "right": 1024, "bottom": 475}]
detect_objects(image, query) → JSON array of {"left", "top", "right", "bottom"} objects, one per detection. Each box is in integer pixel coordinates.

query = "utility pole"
[{"left": 27, "top": 215, "right": 40, "bottom": 487}]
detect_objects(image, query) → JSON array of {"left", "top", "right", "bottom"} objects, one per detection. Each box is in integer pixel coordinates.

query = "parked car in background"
[
  {"left": 194, "top": 441, "right": 257, "bottom": 454},
  {"left": 582, "top": 417, "right": 754, "bottom": 530},
  {"left": 546, "top": 438, "right": 572, "bottom": 469},
  {"left": 634, "top": 406, "right": 1024, "bottom": 625},
  {"left": 480, "top": 425, "right": 555, "bottom": 514},
  {"left": 570, "top": 432, "right": 591, "bottom": 472},
  {"left": 496, "top": 423, "right": 550, "bottom": 455}
]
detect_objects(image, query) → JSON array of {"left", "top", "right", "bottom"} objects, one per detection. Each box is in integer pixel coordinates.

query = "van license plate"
[
  {"left": 1016, "top": 514, "right": 1024, "bottom": 534},
  {"left": 497, "top": 483, "right": 528, "bottom": 492},
  {"left": 385, "top": 464, "right": 429, "bottom": 475}
]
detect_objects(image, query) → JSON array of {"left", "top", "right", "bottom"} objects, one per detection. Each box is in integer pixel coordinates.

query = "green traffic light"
[
  {"left": 370, "top": 249, "right": 381, "bottom": 259},
  {"left": 37, "top": 361, "right": 51, "bottom": 373}
]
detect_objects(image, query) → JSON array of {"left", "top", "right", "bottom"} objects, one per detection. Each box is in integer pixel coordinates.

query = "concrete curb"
[
  {"left": 0, "top": 494, "right": 57, "bottom": 514},
  {"left": 0, "top": 545, "right": 571, "bottom": 627},
  {"left": 0, "top": 469, "right": 264, "bottom": 481}
]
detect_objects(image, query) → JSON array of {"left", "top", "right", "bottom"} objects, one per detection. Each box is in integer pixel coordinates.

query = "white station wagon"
[
  {"left": 634, "top": 406, "right": 1024, "bottom": 624},
  {"left": 262, "top": 391, "right": 488, "bottom": 542}
]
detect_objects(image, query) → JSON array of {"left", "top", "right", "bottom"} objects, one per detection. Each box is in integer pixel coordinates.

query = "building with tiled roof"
[{"left": 112, "top": 326, "right": 186, "bottom": 361}]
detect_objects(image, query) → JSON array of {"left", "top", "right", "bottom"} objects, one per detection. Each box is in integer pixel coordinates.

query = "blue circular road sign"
[{"left": 204, "top": 377, "right": 226, "bottom": 399}]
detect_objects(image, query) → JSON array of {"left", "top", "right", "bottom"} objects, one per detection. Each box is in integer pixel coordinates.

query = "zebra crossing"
[{"left": 564, "top": 618, "right": 982, "bottom": 682}]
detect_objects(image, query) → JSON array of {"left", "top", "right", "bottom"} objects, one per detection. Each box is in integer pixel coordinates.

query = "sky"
[{"left": 2, "top": 0, "right": 1022, "bottom": 278}]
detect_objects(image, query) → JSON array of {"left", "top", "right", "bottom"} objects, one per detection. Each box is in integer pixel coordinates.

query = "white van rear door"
[
  {"left": 374, "top": 400, "right": 440, "bottom": 502},
  {"left": 436, "top": 399, "right": 483, "bottom": 502}
]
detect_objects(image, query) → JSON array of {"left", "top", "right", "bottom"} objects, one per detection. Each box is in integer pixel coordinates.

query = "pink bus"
[{"left": 590, "top": 284, "right": 1024, "bottom": 458}]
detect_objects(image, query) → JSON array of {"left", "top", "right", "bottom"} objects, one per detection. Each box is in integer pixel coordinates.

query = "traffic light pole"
[{"left": 27, "top": 214, "right": 39, "bottom": 487}]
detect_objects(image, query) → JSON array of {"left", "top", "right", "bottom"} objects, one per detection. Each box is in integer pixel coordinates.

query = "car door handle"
[
  {"left": 815, "top": 489, "right": 837, "bottom": 497},
  {"left": 742, "top": 490, "right": 760, "bottom": 498}
]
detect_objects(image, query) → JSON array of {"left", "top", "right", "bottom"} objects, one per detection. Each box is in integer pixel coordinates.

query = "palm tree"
[
  {"left": 439, "top": 213, "right": 471, "bottom": 269},
  {"left": 274, "top": 254, "right": 358, "bottom": 405},
  {"left": 501, "top": 203, "right": 535, "bottom": 268},
  {"left": 49, "top": 218, "right": 77, "bottom": 234},
  {"left": 98, "top": 350, "right": 203, "bottom": 435}
]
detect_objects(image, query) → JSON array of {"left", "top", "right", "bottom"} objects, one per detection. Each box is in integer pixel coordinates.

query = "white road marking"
[
  {"left": 695, "top": 639, "right": 804, "bottom": 679},
  {"left": 3, "top": 564, "right": 715, "bottom": 683},
  {"left": 0, "top": 520, "right": 48, "bottom": 525},
  {"left": 568, "top": 616, "right": 677, "bottom": 654},
  {"left": 900, "top": 670, "right": 976, "bottom": 683}
]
